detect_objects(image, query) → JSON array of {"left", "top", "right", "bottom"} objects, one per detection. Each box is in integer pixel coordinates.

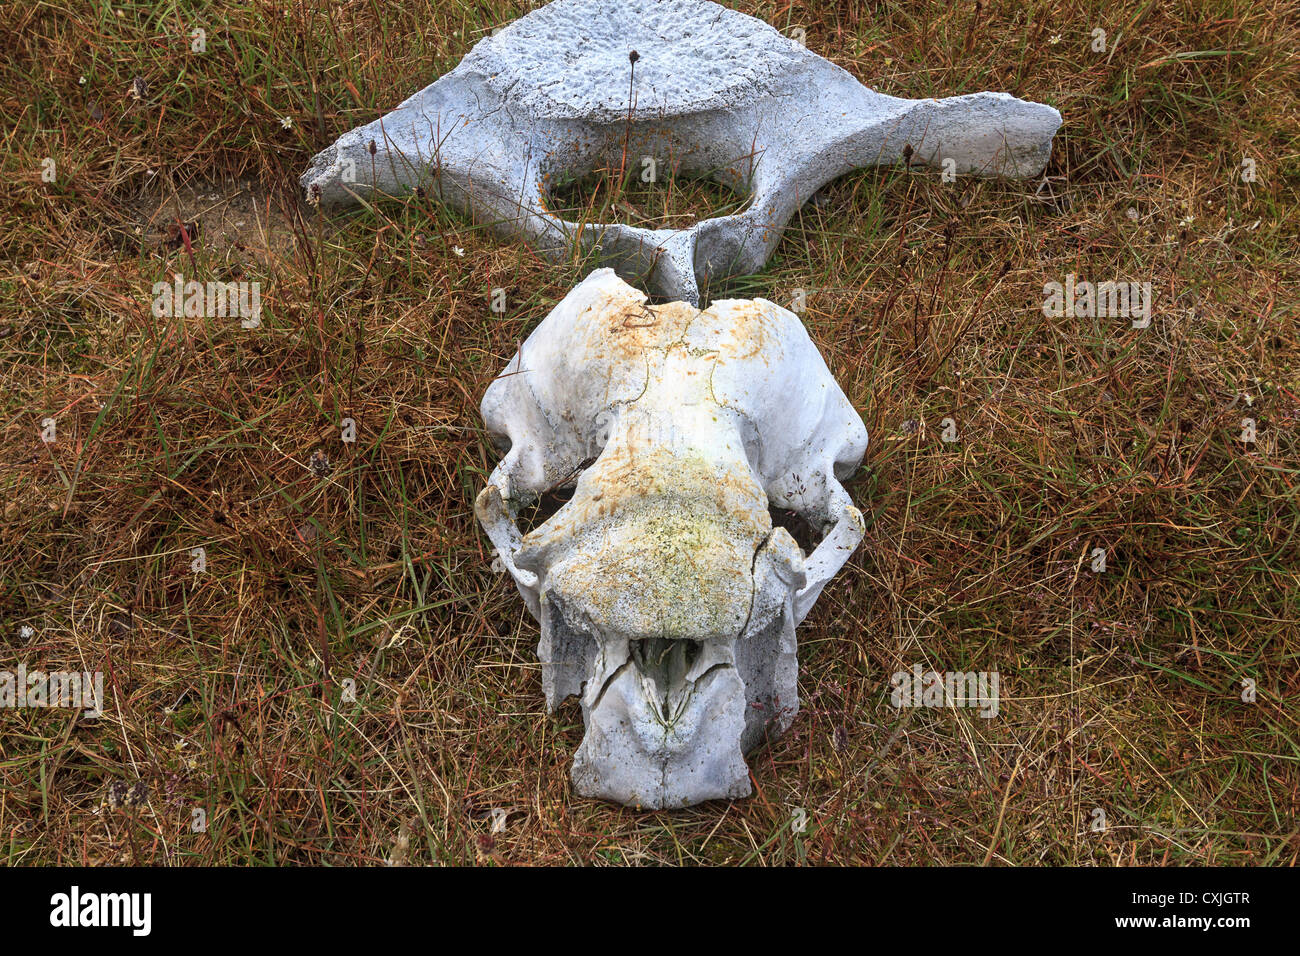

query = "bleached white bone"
[
  {"left": 302, "top": 0, "right": 1061, "bottom": 304},
  {"left": 475, "top": 269, "right": 867, "bottom": 807}
]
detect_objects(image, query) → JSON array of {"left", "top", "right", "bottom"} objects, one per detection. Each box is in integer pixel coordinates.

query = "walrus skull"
[
  {"left": 302, "top": 0, "right": 1061, "bottom": 304},
  {"left": 476, "top": 269, "right": 867, "bottom": 807}
]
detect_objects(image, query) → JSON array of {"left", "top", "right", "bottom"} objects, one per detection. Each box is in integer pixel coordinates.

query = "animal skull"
[
  {"left": 301, "top": 0, "right": 1061, "bottom": 304},
  {"left": 476, "top": 269, "right": 868, "bottom": 807}
]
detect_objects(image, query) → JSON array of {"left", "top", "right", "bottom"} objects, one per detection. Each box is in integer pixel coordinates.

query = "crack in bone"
[{"left": 476, "top": 268, "right": 865, "bottom": 807}]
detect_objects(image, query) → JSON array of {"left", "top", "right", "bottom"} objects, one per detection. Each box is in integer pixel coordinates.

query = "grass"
[
  {"left": 1, "top": 0, "right": 1297, "bottom": 865},
  {"left": 547, "top": 163, "right": 749, "bottom": 231}
]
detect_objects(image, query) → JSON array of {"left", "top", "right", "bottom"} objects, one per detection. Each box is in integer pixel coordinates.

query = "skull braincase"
[{"left": 476, "top": 269, "right": 867, "bottom": 808}]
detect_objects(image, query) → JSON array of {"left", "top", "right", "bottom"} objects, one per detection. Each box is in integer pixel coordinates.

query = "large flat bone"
[{"left": 303, "top": 0, "right": 1061, "bottom": 304}]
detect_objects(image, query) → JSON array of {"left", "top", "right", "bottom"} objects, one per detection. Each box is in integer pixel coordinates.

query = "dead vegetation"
[{"left": 0, "top": 0, "right": 1296, "bottom": 865}]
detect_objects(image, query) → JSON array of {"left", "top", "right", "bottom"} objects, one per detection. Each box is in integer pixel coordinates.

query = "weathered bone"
[
  {"left": 476, "top": 269, "right": 867, "bottom": 807},
  {"left": 302, "top": 0, "right": 1061, "bottom": 304}
]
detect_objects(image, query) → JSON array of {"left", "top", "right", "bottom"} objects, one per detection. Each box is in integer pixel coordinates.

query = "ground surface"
[{"left": 1, "top": 0, "right": 1297, "bottom": 865}]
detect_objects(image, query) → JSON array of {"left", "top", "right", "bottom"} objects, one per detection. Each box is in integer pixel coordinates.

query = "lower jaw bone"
[{"left": 572, "top": 639, "right": 750, "bottom": 808}]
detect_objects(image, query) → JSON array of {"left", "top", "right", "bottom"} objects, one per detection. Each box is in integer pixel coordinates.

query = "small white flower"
[
  {"left": 280, "top": 115, "right": 293, "bottom": 130},
  {"left": 1126, "top": 207, "right": 1138, "bottom": 221},
  {"left": 1049, "top": 34, "right": 1062, "bottom": 45},
  {"left": 18, "top": 625, "right": 34, "bottom": 640},
  {"left": 453, "top": 246, "right": 465, "bottom": 257},
  {"left": 79, "top": 76, "right": 87, "bottom": 85},
  {"left": 1179, "top": 214, "right": 1194, "bottom": 227}
]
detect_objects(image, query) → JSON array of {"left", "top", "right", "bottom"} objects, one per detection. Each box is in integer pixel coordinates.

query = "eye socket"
[
  {"left": 515, "top": 485, "right": 577, "bottom": 536},
  {"left": 768, "top": 503, "right": 817, "bottom": 554}
]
